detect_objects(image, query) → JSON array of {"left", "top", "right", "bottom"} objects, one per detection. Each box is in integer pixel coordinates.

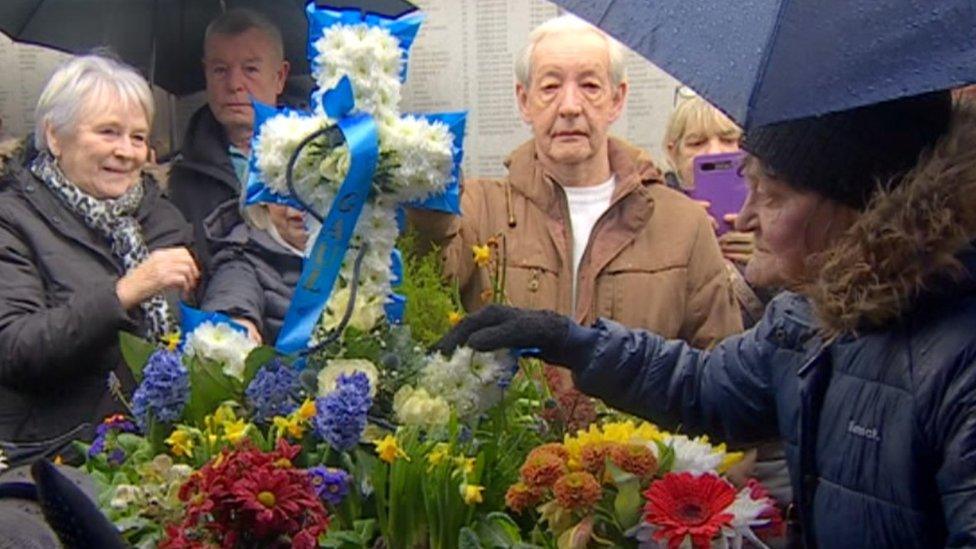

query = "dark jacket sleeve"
[
  {"left": 931, "top": 354, "right": 976, "bottom": 545},
  {"left": 0, "top": 218, "right": 131, "bottom": 387},
  {"left": 553, "top": 295, "right": 788, "bottom": 445},
  {"left": 201, "top": 247, "right": 266, "bottom": 333}
]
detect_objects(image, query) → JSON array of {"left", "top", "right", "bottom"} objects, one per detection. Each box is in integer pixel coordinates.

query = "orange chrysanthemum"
[
  {"left": 520, "top": 451, "right": 568, "bottom": 489},
  {"left": 528, "top": 443, "right": 570, "bottom": 463},
  {"left": 504, "top": 482, "right": 543, "bottom": 514},
  {"left": 553, "top": 471, "right": 602, "bottom": 511},
  {"left": 580, "top": 441, "right": 620, "bottom": 478},
  {"left": 610, "top": 443, "right": 658, "bottom": 480}
]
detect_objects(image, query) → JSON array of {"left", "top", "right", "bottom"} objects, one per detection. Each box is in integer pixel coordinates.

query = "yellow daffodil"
[
  {"left": 222, "top": 418, "right": 249, "bottom": 444},
  {"left": 456, "top": 456, "right": 476, "bottom": 476},
  {"left": 297, "top": 399, "right": 316, "bottom": 420},
  {"left": 273, "top": 415, "right": 306, "bottom": 439},
  {"left": 447, "top": 311, "right": 464, "bottom": 326},
  {"left": 460, "top": 483, "right": 484, "bottom": 505},
  {"left": 161, "top": 332, "right": 181, "bottom": 351},
  {"left": 166, "top": 429, "right": 194, "bottom": 458},
  {"left": 427, "top": 443, "right": 451, "bottom": 468},
  {"left": 53, "top": 455, "right": 63, "bottom": 465},
  {"left": 374, "top": 435, "right": 408, "bottom": 464},
  {"left": 472, "top": 244, "right": 491, "bottom": 267}
]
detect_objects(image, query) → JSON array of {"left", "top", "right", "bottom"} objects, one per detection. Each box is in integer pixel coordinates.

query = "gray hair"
[
  {"left": 34, "top": 54, "right": 154, "bottom": 152},
  {"left": 205, "top": 8, "right": 284, "bottom": 61},
  {"left": 515, "top": 14, "right": 626, "bottom": 88}
]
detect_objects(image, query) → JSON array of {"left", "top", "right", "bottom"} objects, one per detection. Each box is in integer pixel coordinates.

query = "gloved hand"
[{"left": 435, "top": 305, "right": 572, "bottom": 360}]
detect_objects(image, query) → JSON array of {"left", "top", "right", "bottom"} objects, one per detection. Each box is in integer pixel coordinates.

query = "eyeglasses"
[{"left": 673, "top": 85, "right": 698, "bottom": 106}]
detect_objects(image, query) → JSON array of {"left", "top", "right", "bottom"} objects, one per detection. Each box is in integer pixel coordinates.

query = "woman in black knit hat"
[{"left": 438, "top": 89, "right": 976, "bottom": 547}]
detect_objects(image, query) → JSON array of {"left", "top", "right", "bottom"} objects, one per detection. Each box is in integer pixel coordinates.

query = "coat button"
[{"left": 25, "top": 184, "right": 35, "bottom": 192}]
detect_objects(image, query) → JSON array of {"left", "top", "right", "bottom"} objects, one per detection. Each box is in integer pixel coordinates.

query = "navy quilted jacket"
[{"left": 550, "top": 105, "right": 976, "bottom": 547}]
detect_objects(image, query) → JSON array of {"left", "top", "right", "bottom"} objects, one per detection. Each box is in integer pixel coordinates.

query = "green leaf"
[
  {"left": 119, "top": 332, "right": 156, "bottom": 383},
  {"left": 655, "top": 440, "right": 676, "bottom": 473},
  {"left": 242, "top": 346, "right": 277, "bottom": 386},
  {"left": 458, "top": 527, "right": 482, "bottom": 549},
  {"left": 612, "top": 475, "right": 643, "bottom": 530},
  {"left": 184, "top": 358, "right": 238, "bottom": 424},
  {"left": 474, "top": 512, "right": 524, "bottom": 546}
]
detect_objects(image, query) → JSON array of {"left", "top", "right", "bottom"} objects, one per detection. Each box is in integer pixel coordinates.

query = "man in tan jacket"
[{"left": 411, "top": 15, "right": 742, "bottom": 350}]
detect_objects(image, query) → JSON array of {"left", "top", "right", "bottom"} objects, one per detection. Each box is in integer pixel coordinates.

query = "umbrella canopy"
[
  {"left": 0, "top": 0, "right": 417, "bottom": 95},
  {"left": 552, "top": 0, "right": 976, "bottom": 128}
]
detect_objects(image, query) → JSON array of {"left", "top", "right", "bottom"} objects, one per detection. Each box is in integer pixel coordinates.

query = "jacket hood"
[
  {"left": 811, "top": 101, "right": 976, "bottom": 336},
  {"left": 203, "top": 200, "right": 297, "bottom": 258}
]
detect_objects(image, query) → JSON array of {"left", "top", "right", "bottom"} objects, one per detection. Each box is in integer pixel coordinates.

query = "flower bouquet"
[{"left": 506, "top": 419, "right": 784, "bottom": 548}]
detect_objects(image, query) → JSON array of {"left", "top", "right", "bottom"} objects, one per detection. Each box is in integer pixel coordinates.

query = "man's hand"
[
  {"left": 116, "top": 248, "right": 200, "bottom": 309},
  {"left": 435, "top": 305, "right": 572, "bottom": 359}
]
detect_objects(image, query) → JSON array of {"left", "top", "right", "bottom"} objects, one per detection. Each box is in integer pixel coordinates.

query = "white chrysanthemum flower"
[
  {"left": 660, "top": 433, "right": 726, "bottom": 474},
  {"left": 319, "top": 284, "right": 387, "bottom": 334},
  {"left": 313, "top": 24, "right": 403, "bottom": 116},
  {"left": 379, "top": 115, "right": 455, "bottom": 202},
  {"left": 184, "top": 321, "right": 258, "bottom": 381},
  {"left": 393, "top": 385, "right": 451, "bottom": 427},
  {"left": 253, "top": 112, "right": 330, "bottom": 196},
  {"left": 317, "top": 358, "right": 379, "bottom": 397}
]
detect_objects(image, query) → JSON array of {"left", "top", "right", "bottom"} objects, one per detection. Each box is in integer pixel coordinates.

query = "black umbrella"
[{"left": 0, "top": 0, "right": 417, "bottom": 95}]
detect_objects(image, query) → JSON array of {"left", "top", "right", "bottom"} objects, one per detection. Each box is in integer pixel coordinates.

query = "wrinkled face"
[
  {"left": 735, "top": 157, "right": 857, "bottom": 289},
  {"left": 668, "top": 124, "right": 741, "bottom": 188},
  {"left": 204, "top": 28, "right": 289, "bottom": 134},
  {"left": 268, "top": 204, "right": 308, "bottom": 251},
  {"left": 516, "top": 31, "right": 626, "bottom": 171},
  {"left": 46, "top": 94, "right": 149, "bottom": 199}
]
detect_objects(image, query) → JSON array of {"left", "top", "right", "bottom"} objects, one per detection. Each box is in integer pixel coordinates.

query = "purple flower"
[
  {"left": 245, "top": 358, "right": 301, "bottom": 423},
  {"left": 87, "top": 414, "right": 138, "bottom": 459},
  {"left": 131, "top": 349, "right": 189, "bottom": 430},
  {"left": 307, "top": 466, "right": 351, "bottom": 506},
  {"left": 312, "top": 372, "right": 372, "bottom": 452}
]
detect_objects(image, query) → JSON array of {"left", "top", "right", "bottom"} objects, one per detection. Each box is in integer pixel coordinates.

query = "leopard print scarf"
[{"left": 31, "top": 151, "right": 176, "bottom": 338}]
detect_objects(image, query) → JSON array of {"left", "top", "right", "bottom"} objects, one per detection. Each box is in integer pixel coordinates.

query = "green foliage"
[
  {"left": 119, "top": 332, "right": 156, "bottom": 383},
  {"left": 397, "top": 230, "right": 460, "bottom": 348},
  {"left": 184, "top": 358, "right": 237, "bottom": 425}
]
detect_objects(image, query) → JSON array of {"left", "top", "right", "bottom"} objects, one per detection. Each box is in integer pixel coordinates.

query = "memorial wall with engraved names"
[{"left": 0, "top": 0, "right": 680, "bottom": 177}]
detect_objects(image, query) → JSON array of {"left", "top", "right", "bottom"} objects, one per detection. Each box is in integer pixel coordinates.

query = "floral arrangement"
[{"left": 506, "top": 420, "right": 784, "bottom": 548}]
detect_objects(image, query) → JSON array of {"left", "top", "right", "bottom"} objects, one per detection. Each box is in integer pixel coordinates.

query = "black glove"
[{"left": 435, "top": 305, "right": 572, "bottom": 360}]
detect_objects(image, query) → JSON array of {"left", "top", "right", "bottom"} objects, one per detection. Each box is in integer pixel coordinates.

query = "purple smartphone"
[{"left": 689, "top": 151, "right": 747, "bottom": 235}]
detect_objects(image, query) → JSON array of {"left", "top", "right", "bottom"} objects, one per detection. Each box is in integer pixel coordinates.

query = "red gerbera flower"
[{"left": 643, "top": 472, "right": 736, "bottom": 549}]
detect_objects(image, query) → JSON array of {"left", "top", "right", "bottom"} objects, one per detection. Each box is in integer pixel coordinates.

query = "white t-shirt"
[{"left": 561, "top": 175, "right": 616, "bottom": 304}]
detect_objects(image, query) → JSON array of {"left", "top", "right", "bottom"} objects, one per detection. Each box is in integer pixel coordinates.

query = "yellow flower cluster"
[
  {"left": 272, "top": 399, "right": 316, "bottom": 440},
  {"left": 562, "top": 420, "right": 663, "bottom": 471},
  {"left": 166, "top": 404, "right": 258, "bottom": 459}
]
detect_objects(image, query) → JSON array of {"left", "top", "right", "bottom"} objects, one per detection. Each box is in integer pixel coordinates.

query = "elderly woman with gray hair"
[{"left": 0, "top": 55, "right": 197, "bottom": 461}]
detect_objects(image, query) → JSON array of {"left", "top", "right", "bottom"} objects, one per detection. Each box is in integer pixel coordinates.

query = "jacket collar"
[
  {"left": 173, "top": 106, "right": 240, "bottom": 191},
  {"left": 503, "top": 136, "right": 663, "bottom": 210}
]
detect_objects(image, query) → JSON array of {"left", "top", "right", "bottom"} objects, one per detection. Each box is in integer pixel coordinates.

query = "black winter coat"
[
  {"left": 200, "top": 201, "right": 302, "bottom": 344},
  {"left": 0, "top": 144, "right": 192, "bottom": 449},
  {"left": 167, "top": 106, "right": 241, "bottom": 270}
]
